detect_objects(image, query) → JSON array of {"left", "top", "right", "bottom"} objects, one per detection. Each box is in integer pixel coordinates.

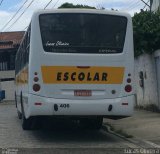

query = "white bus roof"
[{"left": 32, "top": 9, "right": 131, "bottom": 18}]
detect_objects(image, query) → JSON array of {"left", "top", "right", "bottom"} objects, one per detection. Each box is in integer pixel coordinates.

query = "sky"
[{"left": 0, "top": 0, "right": 149, "bottom": 32}]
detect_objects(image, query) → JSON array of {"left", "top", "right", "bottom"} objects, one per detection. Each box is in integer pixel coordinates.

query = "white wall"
[
  {"left": 151, "top": 0, "right": 160, "bottom": 12},
  {"left": 134, "top": 53, "right": 159, "bottom": 107},
  {"left": 0, "top": 70, "right": 15, "bottom": 101}
]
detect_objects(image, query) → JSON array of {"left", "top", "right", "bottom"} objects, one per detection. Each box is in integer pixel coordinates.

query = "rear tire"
[
  {"left": 17, "top": 110, "right": 22, "bottom": 119},
  {"left": 22, "top": 113, "right": 32, "bottom": 130},
  {"left": 16, "top": 92, "right": 22, "bottom": 119},
  {"left": 20, "top": 92, "right": 32, "bottom": 130},
  {"left": 15, "top": 92, "right": 17, "bottom": 108}
]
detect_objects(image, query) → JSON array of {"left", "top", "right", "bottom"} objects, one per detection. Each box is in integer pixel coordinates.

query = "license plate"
[{"left": 74, "top": 90, "right": 92, "bottom": 96}]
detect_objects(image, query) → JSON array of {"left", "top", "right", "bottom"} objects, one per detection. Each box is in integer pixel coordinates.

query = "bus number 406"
[{"left": 60, "top": 104, "right": 70, "bottom": 108}]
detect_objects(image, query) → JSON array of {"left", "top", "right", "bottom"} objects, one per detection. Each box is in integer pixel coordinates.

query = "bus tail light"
[
  {"left": 125, "top": 73, "right": 132, "bottom": 93},
  {"left": 122, "top": 102, "right": 128, "bottom": 105},
  {"left": 33, "top": 71, "right": 40, "bottom": 92},
  {"left": 33, "top": 84, "right": 41, "bottom": 92},
  {"left": 34, "top": 77, "right": 39, "bottom": 82},
  {"left": 35, "top": 102, "right": 42, "bottom": 105},
  {"left": 125, "top": 85, "right": 132, "bottom": 93},
  {"left": 127, "top": 78, "right": 131, "bottom": 83}
]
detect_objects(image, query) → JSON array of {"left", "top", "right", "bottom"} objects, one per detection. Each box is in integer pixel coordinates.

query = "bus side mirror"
[{"left": 139, "top": 71, "right": 144, "bottom": 88}]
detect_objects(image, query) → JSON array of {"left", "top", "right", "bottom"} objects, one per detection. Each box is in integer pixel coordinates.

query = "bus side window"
[
  {"left": 24, "top": 35, "right": 27, "bottom": 66},
  {"left": 26, "top": 25, "right": 31, "bottom": 64}
]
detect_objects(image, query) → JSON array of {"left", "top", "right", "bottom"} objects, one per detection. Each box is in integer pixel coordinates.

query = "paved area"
[
  {"left": 0, "top": 102, "right": 160, "bottom": 154},
  {"left": 0, "top": 102, "right": 143, "bottom": 154},
  {"left": 104, "top": 109, "right": 160, "bottom": 146}
]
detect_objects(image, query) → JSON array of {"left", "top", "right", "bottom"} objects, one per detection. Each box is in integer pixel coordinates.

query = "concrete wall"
[
  {"left": 151, "top": 0, "right": 160, "bottom": 12},
  {"left": 0, "top": 70, "right": 15, "bottom": 101},
  {"left": 134, "top": 52, "right": 159, "bottom": 108}
]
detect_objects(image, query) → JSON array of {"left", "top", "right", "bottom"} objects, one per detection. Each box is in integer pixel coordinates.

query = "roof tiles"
[{"left": 0, "top": 31, "right": 24, "bottom": 49}]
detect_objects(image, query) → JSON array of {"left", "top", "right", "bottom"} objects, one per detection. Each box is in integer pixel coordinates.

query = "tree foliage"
[
  {"left": 58, "top": 3, "right": 96, "bottom": 9},
  {"left": 132, "top": 11, "right": 160, "bottom": 57}
]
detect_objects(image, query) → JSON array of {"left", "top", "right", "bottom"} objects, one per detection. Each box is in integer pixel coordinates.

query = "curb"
[
  {"left": 102, "top": 124, "right": 160, "bottom": 148},
  {"left": 102, "top": 125, "right": 136, "bottom": 144},
  {"left": 0, "top": 101, "right": 15, "bottom": 105}
]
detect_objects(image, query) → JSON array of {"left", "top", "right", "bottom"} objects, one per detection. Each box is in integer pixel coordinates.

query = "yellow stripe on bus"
[{"left": 41, "top": 66, "right": 125, "bottom": 84}]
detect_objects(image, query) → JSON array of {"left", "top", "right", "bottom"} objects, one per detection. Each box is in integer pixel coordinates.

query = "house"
[{"left": 0, "top": 31, "right": 24, "bottom": 100}]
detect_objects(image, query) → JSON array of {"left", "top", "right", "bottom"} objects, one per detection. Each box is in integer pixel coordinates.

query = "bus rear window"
[{"left": 39, "top": 13, "right": 127, "bottom": 54}]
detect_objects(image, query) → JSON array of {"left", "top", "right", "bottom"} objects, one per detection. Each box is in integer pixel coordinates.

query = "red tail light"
[
  {"left": 33, "top": 72, "right": 40, "bottom": 92},
  {"left": 122, "top": 102, "right": 128, "bottom": 105},
  {"left": 125, "top": 85, "right": 132, "bottom": 93},
  {"left": 33, "top": 84, "right": 41, "bottom": 92},
  {"left": 35, "top": 102, "right": 42, "bottom": 105},
  {"left": 34, "top": 77, "right": 39, "bottom": 82}
]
